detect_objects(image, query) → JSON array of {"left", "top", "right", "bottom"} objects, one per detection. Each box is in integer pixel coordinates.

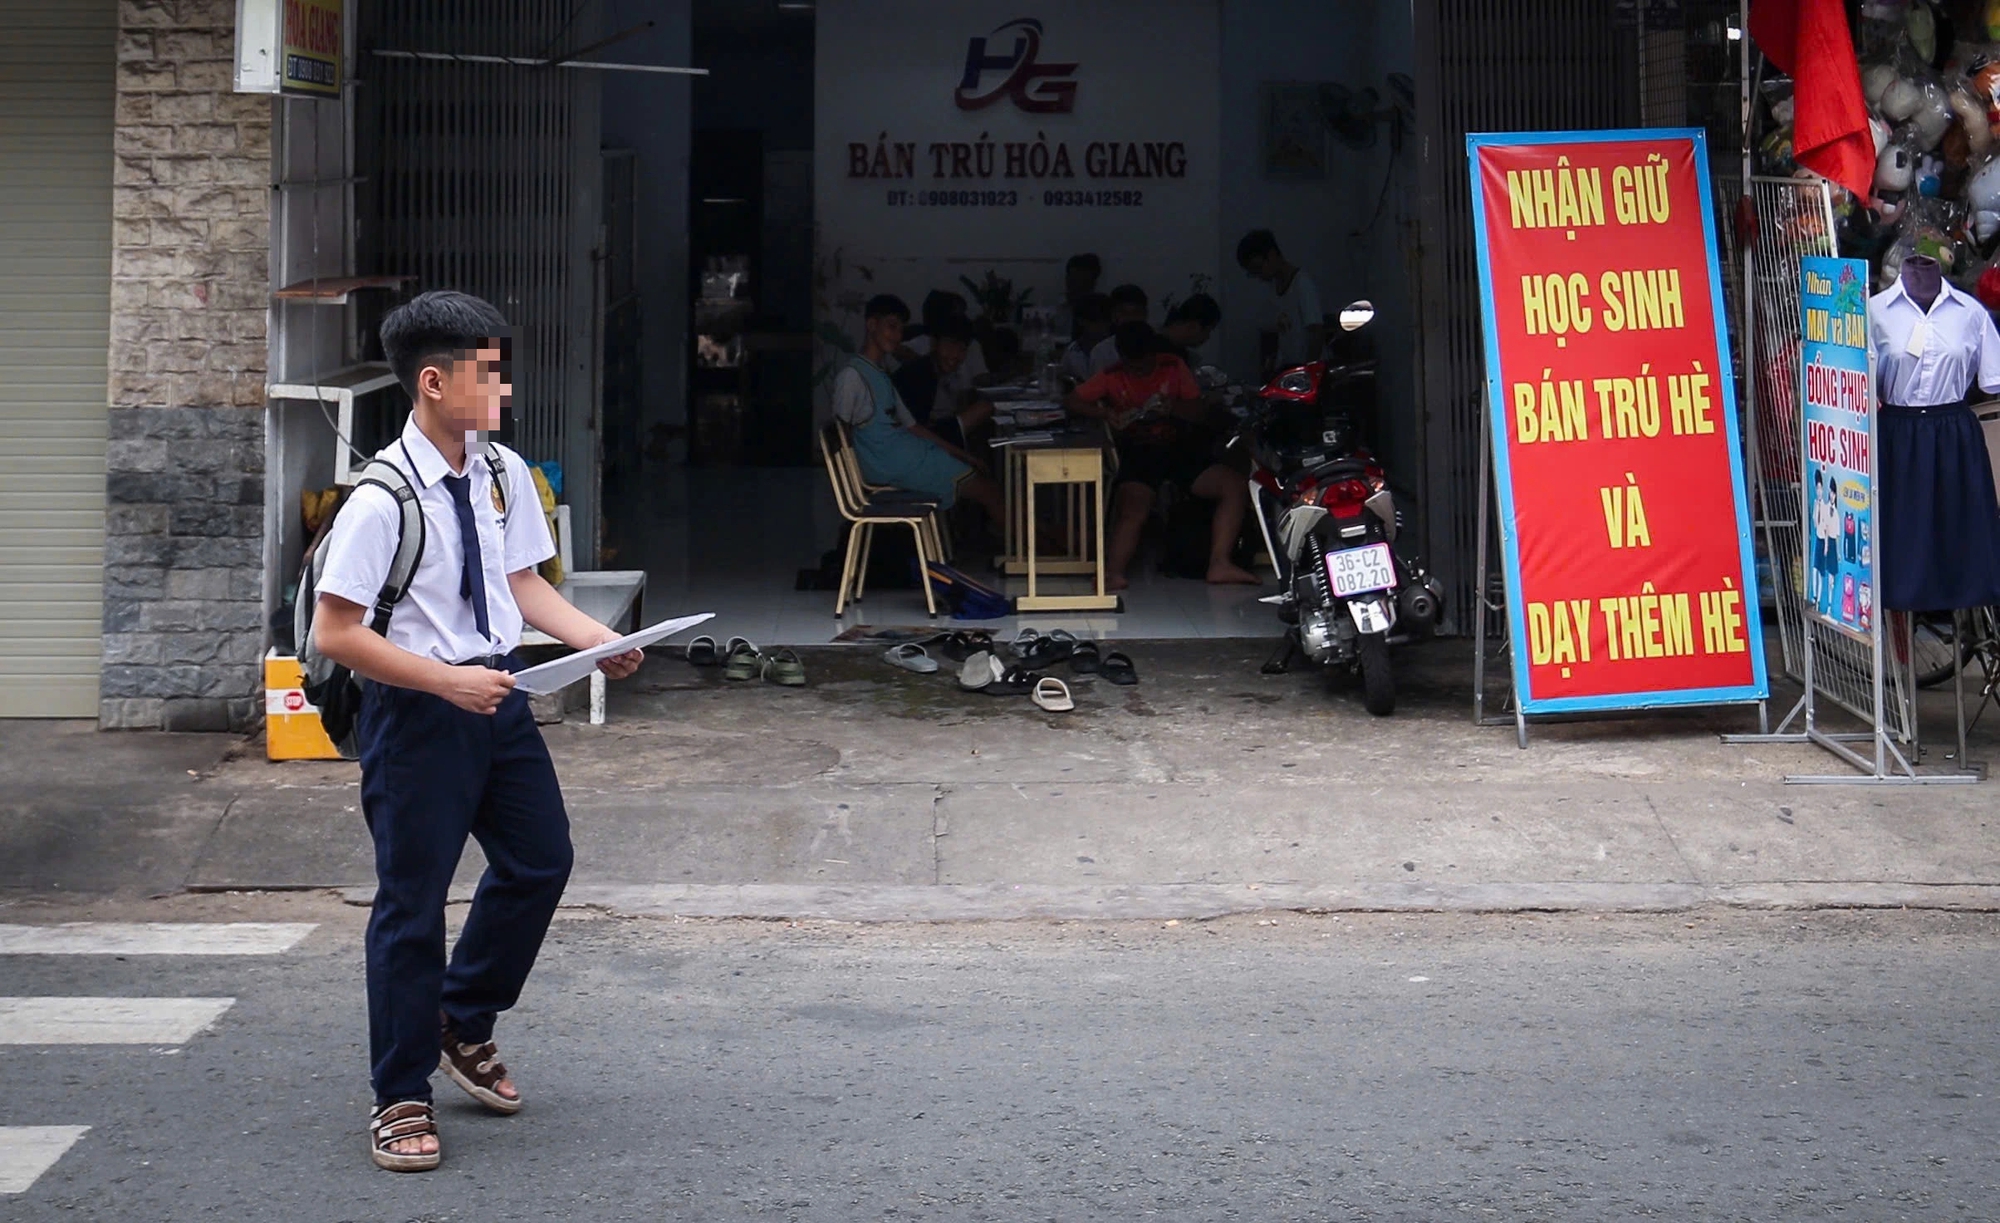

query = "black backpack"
[{"left": 293, "top": 444, "right": 507, "bottom": 757}]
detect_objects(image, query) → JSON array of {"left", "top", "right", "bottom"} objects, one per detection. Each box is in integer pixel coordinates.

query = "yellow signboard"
[{"left": 281, "top": 0, "right": 342, "bottom": 96}]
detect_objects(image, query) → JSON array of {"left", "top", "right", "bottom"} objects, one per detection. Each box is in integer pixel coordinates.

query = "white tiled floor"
[{"left": 602, "top": 466, "right": 1282, "bottom": 647}]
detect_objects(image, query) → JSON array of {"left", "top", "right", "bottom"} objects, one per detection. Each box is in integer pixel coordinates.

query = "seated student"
[
  {"left": 901, "top": 290, "right": 989, "bottom": 386},
  {"left": 1157, "top": 293, "right": 1222, "bottom": 370},
  {"left": 1065, "top": 321, "right": 1262, "bottom": 591},
  {"left": 833, "top": 295, "right": 1006, "bottom": 531},
  {"left": 1060, "top": 293, "right": 1114, "bottom": 386},
  {"left": 890, "top": 316, "right": 994, "bottom": 448},
  {"left": 1088, "top": 283, "right": 1152, "bottom": 375}
]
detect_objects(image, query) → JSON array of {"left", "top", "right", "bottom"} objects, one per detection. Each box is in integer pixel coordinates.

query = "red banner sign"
[{"left": 1468, "top": 130, "right": 1768, "bottom": 714}]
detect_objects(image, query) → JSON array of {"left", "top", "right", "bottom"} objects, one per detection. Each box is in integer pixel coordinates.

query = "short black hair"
[
  {"left": 921, "top": 289, "right": 968, "bottom": 328},
  {"left": 1108, "top": 283, "right": 1148, "bottom": 311},
  {"left": 1066, "top": 253, "right": 1102, "bottom": 276},
  {"left": 1072, "top": 292, "right": 1113, "bottom": 325},
  {"left": 865, "top": 294, "right": 911, "bottom": 322},
  {"left": 1236, "top": 228, "right": 1281, "bottom": 267},
  {"left": 1113, "top": 320, "right": 1157, "bottom": 362},
  {"left": 379, "top": 290, "right": 510, "bottom": 396},
  {"left": 930, "top": 316, "right": 975, "bottom": 347},
  {"left": 1167, "top": 292, "right": 1222, "bottom": 329}
]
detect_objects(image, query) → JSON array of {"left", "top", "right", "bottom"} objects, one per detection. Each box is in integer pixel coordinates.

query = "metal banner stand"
[
  {"left": 1473, "top": 403, "right": 1768, "bottom": 750},
  {"left": 1472, "top": 405, "right": 1528, "bottom": 751},
  {"left": 1722, "top": 263, "right": 1981, "bottom": 785},
  {"left": 1728, "top": 617, "right": 1981, "bottom": 786}
]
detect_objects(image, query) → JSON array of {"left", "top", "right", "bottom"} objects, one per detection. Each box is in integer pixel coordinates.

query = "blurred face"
[
  {"left": 934, "top": 337, "right": 968, "bottom": 377},
  {"left": 866, "top": 313, "right": 906, "bottom": 352},
  {"left": 1243, "top": 253, "right": 1280, "bottom": 283},
  {"left": 420, "top": 342, "right": 511, "bottom": 432},
  {"left": 1111, "top": 300, "right": 1147, "bottom": 327},
  {"left": 1066, "top": 265, "right": 1099, "bottom": 299},
  {"left": 1078, "top": 316, "right": 1112, "bottom": 342},
  {"left": 1125, "top": 352, "right": 1158, "bottom": 377},
  {"left": 1170, "top": 320, "right": 1215, "bottom": 347}
]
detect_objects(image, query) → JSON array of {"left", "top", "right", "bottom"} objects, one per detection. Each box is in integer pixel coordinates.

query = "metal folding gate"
[
  {"left": 356, "top": 1, "right": 603, "bottom": 564},
  {"left": 1411, "top": 1, "right": 1743, "bottom": 635}
]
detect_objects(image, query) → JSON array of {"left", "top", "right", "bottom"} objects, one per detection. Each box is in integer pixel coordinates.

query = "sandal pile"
[
  {"left": 681, "top": 636, "right": 813, "bottom": 688},
  {"left": 892, "top": 626, "right": 1135, "bottom": 713}
]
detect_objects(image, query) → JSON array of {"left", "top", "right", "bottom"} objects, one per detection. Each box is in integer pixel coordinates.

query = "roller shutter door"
[{"left": 0, "top": 2, "right": 113, "bottom": 717}]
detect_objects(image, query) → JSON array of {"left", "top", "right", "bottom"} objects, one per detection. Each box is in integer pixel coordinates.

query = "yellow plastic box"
[{"left": 265, "top": 651, "right": 342, "bottom": 760}]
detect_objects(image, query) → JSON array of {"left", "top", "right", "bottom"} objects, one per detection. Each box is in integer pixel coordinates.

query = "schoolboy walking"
[{"left": 312, "top": 291, "right": 643, "bottom": 1171}]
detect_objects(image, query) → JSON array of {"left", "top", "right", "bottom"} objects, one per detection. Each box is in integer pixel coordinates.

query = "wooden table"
[{"left": 1005, "top": 442, "right": 1121, "bottom": 614}]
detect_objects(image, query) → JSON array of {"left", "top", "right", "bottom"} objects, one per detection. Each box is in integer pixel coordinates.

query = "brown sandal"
[
  {"left": 369, "top": 1100, "right": 441, "bottom": 1172},
  {"left": 440, "top": 1014, "right": 523, "bottom": 1115}
]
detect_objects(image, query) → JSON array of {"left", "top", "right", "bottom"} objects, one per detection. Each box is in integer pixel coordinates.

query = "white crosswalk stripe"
[
  {"left": 0, "top": 997, "right": 236, "bottom": 1045},
  {"left": 0, "top": 923, "right": 316, "bottom": 956},
  {"left": 0, "top": 1127, "right": 89, "bottom": 1195},
  {"left": 0, "top": 923, "right": 309, "bottom": 1193}
]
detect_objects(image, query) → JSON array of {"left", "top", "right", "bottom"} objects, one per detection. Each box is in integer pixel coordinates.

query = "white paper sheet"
[{"left": 510, "top": 612, "right": 714, "bottom": 694}]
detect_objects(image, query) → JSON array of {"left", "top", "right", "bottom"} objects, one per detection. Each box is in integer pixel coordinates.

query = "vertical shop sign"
[
  {"left": 1468, "top": 129, "right": 1768, "bottom": 714},
  {"left": 282, "top": 0, "right": 342, "bottom": 96},
  {"left": 1797, "top": 256, "right": 1876, "bottom": 639}
]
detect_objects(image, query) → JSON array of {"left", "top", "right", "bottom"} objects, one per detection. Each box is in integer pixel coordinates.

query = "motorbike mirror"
[{"left": 1338, "top": 301, "right": 1375, "bottom": 331}]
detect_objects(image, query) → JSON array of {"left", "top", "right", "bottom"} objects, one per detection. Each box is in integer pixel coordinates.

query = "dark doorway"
[{"left": 687, "top": 2, "right": 815, "bottom": 468}]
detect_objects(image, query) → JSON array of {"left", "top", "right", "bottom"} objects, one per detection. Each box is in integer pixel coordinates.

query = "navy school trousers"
[{"left": 357, "top": 662, "right": 573, "bottom": 1105}]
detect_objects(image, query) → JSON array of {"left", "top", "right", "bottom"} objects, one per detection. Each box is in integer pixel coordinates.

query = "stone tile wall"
[{"left": 101, "top": 0, "right": 273, "bottom": 731}]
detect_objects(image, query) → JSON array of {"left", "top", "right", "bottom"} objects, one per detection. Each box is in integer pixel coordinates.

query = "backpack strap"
[
  {"left": 482, "top": 442, "right": 508, "bottom": 517},
  {"left": 352, "top": 456, "right": 427, "bottom": 636}
]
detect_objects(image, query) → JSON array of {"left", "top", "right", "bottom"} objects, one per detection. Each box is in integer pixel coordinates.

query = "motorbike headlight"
[{"left": 1277, "top": 371, "right": 1314, "bottom": 395}]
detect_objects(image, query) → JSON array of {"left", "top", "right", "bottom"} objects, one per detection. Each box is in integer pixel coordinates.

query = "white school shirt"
[
  {"left": 1087, "top": 333, "right": 1122, "bottom": 375},
  {"left": 1059, "top": 338, "right": 1096, "bottom": 384},
  {"left": 1869, "top": 280, "right": 2000, "bottom": 407},
  {"left": 902, "top": 335, "right": 987, "bottom": 419},
  {"left": 1815, "top": 489, "right": 1839, "bottom": 544},
  {"left": 1274, "top": 269, "right": 1326, "bottom": 366},
  {"left": 316, "top": 415, "right": 556, "bottom": 663},
  {"left": 829, "top": 358, "right": 914, "bottom": 428}
]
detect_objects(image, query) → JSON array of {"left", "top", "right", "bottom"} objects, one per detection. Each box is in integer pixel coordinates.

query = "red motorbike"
[{"left": 1236, "top": 301, "right": 1443, "bottom": 715}]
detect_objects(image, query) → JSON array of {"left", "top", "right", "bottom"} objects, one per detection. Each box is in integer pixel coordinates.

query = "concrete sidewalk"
[{"left": 6, "top": 639, "right": 1999, "bottom": 918}]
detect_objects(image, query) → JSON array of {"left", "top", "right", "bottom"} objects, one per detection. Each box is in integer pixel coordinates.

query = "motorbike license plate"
[{"left": 1325, "top": 542, "right": 1397, "bottom": 598}]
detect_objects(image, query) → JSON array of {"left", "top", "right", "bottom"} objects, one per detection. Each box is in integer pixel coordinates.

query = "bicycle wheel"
[{"left": 1912, "top": 613, "right": 1969, "bottom": 688}]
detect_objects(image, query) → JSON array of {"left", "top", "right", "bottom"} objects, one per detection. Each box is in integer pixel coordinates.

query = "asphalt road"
[{"left": 3, "top": 899, "right": 1996, "bottom": 1221}]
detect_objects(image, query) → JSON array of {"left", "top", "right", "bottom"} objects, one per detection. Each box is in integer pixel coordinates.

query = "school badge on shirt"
[{"left": 491, "top": 481, "right": 506, "bottom": 514}]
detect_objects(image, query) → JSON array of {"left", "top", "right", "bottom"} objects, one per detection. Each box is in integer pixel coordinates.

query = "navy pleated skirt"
[{"left": 1879, "top": 403, "right": 2000, "bottom": 611}]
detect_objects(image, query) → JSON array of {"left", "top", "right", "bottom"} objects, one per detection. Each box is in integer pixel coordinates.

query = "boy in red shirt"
[{"left": 1066, "top": 322, "right": 1261, "bottom": 591}]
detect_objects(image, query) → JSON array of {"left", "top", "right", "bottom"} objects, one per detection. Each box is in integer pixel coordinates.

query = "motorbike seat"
[{"left": 1304, "top": 456, "right": 1370, "bottom": 481}]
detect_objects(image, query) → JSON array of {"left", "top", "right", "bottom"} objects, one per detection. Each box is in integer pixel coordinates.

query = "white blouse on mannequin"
[{"left": 1869, "top": 279, "right": 2000, "bottom": 407}]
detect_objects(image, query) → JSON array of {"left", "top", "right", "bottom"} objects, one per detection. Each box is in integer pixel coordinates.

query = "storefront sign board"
[
  {"left": 814, "top": 1, "right": 1219, "bottom": 320},
  {"left": 1797, "top": 256, "right": 1875, "bottom": 641},
  {"left": 282, "top": 0, "right": 342, "bottom": 96},
  {"left": 1467, "top": 129, "right": 1769, "bottom": 714}
]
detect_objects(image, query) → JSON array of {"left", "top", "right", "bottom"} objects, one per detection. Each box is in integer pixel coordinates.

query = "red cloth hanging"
[{"left": 1750, "top": 0, "right": 1876, "bottom": 202}]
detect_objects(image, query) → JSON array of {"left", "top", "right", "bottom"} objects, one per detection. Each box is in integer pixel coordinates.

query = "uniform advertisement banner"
[
  {"left": 1467, "top": 129, "right": 1769, "bottom": 714},
  {"left": 1797, "top": 256, "right": 1875, "bottom": 640}
]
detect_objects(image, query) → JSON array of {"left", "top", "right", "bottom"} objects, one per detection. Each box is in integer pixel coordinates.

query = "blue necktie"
[{"left": 442, "top": 473, "right": 491, "bottom": 642}]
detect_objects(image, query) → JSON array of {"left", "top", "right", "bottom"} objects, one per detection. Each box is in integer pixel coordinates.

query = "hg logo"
[{"left": 956, "top": 18, "right": 1077, "bottom": 113}]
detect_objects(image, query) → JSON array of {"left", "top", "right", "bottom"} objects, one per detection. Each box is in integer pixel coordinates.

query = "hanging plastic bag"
[
  {"left": 1913, "top": 79, "right": 1955, "bottom": 149},
  {"left": 1951, "top": 84, "right": 1992, "bottom": 159}
]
